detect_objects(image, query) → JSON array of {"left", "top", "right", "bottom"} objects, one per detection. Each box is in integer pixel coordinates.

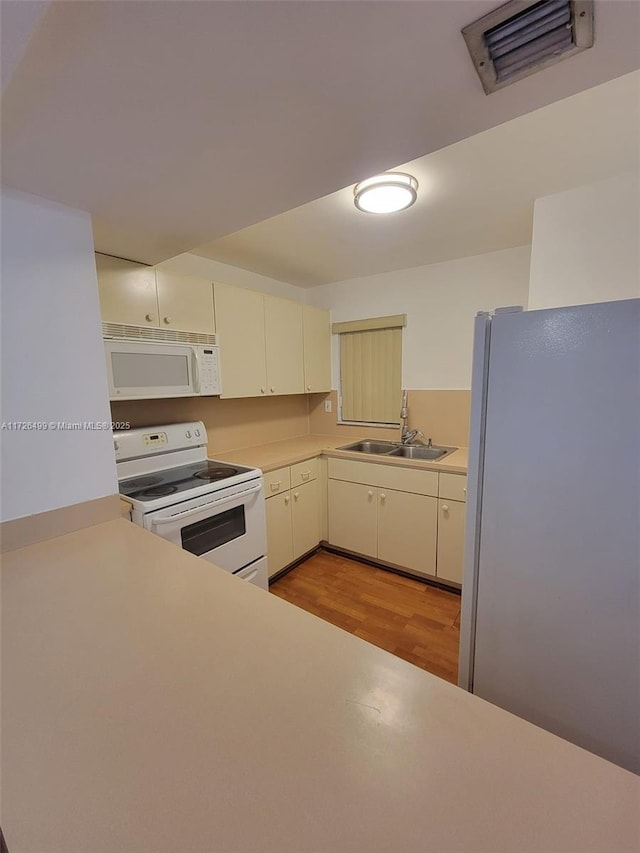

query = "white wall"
[
  {"left": 156, "top": 253, "right": 306, "bottom": 302},
  {"left": 307, "top": 246, "right": 531, "bottom": 389},
  {"left": 529, "top": 172, "right": 640, "bottom": 309},
  {"left": 0, "top": 188, "right": 118, "bottom": 521}
]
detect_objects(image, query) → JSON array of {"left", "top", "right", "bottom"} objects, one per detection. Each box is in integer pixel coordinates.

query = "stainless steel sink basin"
[
  {"left": 337, "top": 440, "right": 457, "bottom": 461},
  {"left": 387, "top": 445, "right": 457, "bottom": 460},
  {"left": 337, "top": 440, "right": 398, "bottom": 455}
]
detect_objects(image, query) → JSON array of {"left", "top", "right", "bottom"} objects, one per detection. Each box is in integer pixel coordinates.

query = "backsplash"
[
  {"left": 110, "top": 395, "right": 309, "bottom": 455},
  {"left": 308, "top": 390, "right": 471, "bottom": 447},
  {"left": 111, "top": 388, "right": 471, "bottom": 454}
]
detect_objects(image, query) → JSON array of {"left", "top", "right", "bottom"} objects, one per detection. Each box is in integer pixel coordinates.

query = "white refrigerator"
[{"left": 459, "top": 298, "right": 639, "bottom": 774}]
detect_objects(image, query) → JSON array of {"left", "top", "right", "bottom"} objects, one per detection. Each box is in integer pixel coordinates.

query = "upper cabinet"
[
  {"left": 95, "top": 254, "right": 158, "bottom": 327},
  {"left": 95, "top": 254, "right": 215, "bottom": 335},
  {"left": 95, "top": 259, "right": 331, "bottom": 399},
  {"left": 214, "top": 283, "right": 267, "bottom": 398},
  {"left": 214, "top": 284, "right": 305, "bottom": 398},
  {"left": 264, "top": 296, "right": 304, "bottom": 396},
  {"left": 154, "top": 270, "right": 216, "bottom": 334},
  {"left": 303, "top": 304, "right": 331, "bottom": 393}
]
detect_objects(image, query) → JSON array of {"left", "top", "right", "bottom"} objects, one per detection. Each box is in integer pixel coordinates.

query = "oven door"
[{"left": 144, "top": 479, "right": 266, "bottom": 574}]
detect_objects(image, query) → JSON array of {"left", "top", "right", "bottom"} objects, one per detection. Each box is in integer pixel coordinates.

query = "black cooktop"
[{"left": 119, "top": 461, "right": 250, "bottom": 502}]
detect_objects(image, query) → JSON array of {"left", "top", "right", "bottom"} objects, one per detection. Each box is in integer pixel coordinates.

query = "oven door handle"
[{"left": 150, "top": 484, "right": 262, "bottom": 526}]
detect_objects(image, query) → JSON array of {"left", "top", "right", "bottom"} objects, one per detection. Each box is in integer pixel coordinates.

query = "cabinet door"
[
  {"left": 303, "top": 305, "right": 331, "bottom": 393},
  {"left": 265, "top": 493, "right": 293, "bottom": 578},
  {"left": 291, "top": 479, "right": 321, "bottom": 561},
  {"left": 155, "top": 270, "right": 215, "bottom": 334},
  {"left": 264, "top": 295, "right": 304, "bottom": 395},
  {"left": 95, "top": 253, "right": 158, "bottom": 326},
  {"left": 436, "top": 499, "right": 465, "bottom": 584},
  {"left": 377, "top": 488, "right": 437, "bottom": 577},
  {"left": 327, "top": 479, "right": 377, "bottom": 558},
  {"left": 214, "top": 284, "right": 267, "bottom": 398}
]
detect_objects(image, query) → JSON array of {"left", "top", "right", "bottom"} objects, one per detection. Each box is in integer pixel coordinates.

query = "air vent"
[
  {"left": 462, "top": 0, "right": 594, "bottom": 94},
  {"left": 102, "top": 322, "right": 217, "bottom": 346}
]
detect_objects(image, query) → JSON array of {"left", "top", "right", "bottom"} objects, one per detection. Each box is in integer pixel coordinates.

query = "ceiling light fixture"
[{"left": 353, "top": 172, "right": 418, "bottom": 214}]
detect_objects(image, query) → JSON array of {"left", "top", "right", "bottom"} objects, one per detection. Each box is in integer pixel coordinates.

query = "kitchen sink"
[
  {"left": 337, "top": 440, "right": 457, "bottom": 461},
  {"left": 387, "top": 445, "right": 457, "bottom": 461},
  {"left": 337, "top": 440, "right": 398, "bottom": 455}
]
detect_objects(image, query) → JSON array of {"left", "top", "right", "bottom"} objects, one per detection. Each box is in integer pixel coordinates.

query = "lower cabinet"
[
  {"left": 378, "top": 489, "right": 437, "bottom": 577},
  {"left": 265, "top": 459, "right": 322, "bottom": 579},
  {"left": 327, "top": 458, "right": 466, "bottom": 586},
  {"left": 328, "top": 478, "right": 437, "bottom": 575}
]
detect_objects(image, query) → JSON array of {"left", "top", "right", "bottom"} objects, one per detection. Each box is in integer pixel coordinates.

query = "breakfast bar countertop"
[{"left": 2, "top": 518, "right": 638, "bottom": 853}]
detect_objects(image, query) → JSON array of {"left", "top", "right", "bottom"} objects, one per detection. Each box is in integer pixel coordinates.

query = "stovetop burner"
[
  {"left": 195, "top": 465, "right": 241, "bottom": 481},
  {"left": 140, "top": 484, "right": 178, "bottom": 498},
  {"left": 118, "top": 459, "right": 256, "bottom": 504}
]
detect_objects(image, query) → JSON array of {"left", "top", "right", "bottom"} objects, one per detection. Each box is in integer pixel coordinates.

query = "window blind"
[{"left": 339, "top": 327, "right": 402, "bottom": 424}]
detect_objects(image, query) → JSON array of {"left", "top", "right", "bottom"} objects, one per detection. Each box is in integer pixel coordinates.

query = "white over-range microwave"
[{"left": 104, "top": 336, "right": 220, "bottom": 401}]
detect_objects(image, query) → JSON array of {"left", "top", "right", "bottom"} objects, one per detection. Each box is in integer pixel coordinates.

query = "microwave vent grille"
[{"left": 102, "top": 323, "right": 217, "bottom": 346}]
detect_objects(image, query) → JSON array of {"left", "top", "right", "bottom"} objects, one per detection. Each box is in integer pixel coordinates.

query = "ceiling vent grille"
[{"left": 462, "top": 0, "right": 594, "bottom": 94}]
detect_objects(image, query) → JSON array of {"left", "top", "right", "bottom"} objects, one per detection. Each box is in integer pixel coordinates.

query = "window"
[{"left": 333, "top": 315, "right": 405, "bottom": 427}]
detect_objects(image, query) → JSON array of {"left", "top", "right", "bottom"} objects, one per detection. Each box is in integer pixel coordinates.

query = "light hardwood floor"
[{"left": 270, "top": 550, "right": 461, "bottom": 684}]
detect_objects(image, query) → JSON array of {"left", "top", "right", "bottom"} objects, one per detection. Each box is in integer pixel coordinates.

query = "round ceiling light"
[{"left": 353, "top": 172, "right": 418, "bottom": 214}]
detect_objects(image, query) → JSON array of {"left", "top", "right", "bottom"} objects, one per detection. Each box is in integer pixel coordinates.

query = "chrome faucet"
[
  {"left": 401, "top": 427, "right": 428, "bottom": 445},
  {"left": 400, "top": 389, "right": 429, "bottom": 445}
]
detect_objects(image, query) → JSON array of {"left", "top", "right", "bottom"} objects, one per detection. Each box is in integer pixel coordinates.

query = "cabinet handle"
[
  {"left": 145, "top": 313, "right": 154, "bottom": 322},
  {"left": 307, "top": 385, "right": 311, "bottom": 391},
  {"left": 301, "top": 472, "right": 310, "bottom": 481},
  {"left": 380, "top": 493, "right": 386, "bottom": 502},
  {"left": 294, "top": 492, "right": 299, "bottom": 501},
  {"left": 260, "top": 388, "right": 266, "bottom": 394},
  {"left": 270, "top": 387, "right": 275, "bottom": 393},
  {"left": 367, "top": 490, "right": 373, "bottom": 498},
  {"left": 442, "top": 504, "right": 449, "bottom": 512},
  {"left": 163, "top": 316, "right": 172, "bottom": 324},
  {"left": 463, "top": 488, "right": 467, "bottom": 496},
  {"left": 270, "top": 482, "right": 281, "bottom": 491},
  {"left": 284, "top": 495, "right": 290, "bottom": 505}
]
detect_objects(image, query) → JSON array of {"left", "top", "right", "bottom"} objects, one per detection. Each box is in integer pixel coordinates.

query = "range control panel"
[
  {"left": 113, "top": 421, "right": 207, "bottom": 462},
  {"left": 143, "top": 432, "right": 168, "bottom": 447}
]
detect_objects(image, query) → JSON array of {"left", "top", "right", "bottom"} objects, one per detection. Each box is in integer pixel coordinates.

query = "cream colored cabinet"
[
  {"left": 327, "top": 458, "right": 438, "bottom": 573},
  {"left": 265, "top": 459, "right": 322, "bottom": 579},
  {"left": 264, "top": 295, "right": 304, "bottom": 395},
  {"left": 378, "top": 489, "right": 437, "bottom": 577},
  {"left": 327, "top": 479, "right": 377, "bottom": 558},
  {"left": 303, "top": 305, "right": 332, "bottom": 393},
  {"left": 292, "top": 479, "right": 321, "bottom": 560},
  {"left": 154, "top": 270, "right": 215, "bottom": 334},
  {"left": 96, "top": 253, "right": 215, "bottom": 334},
  {"left": 214, "top": 283, "right": 267, "bottom": 398},
  {"left": 265, "top": 491, "right": 294, "bottom": 577},
  {"left": 436, "top": 473, "right": 467, "bottom": 585},
  {"left": 96, "top": 253, "right": 158, "bottom": 326},
  {"left": 214, "top": 285, "right": 306, "bottom": 399}
]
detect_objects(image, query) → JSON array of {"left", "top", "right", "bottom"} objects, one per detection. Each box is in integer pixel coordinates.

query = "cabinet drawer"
[
  {"left": 264, "top": 467, "right": 291, "bottom": 496},
  {"left": 290, "top": 457, "right": 319, "bottom": 488},
  {"left": 328, "top": 457, "right": 437, "bottom": 497},
  {"left": 439, "top": 473, "right": 467, "bottom": 502}
]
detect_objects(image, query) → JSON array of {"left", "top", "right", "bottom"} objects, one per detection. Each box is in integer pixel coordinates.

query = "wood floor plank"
[{"left": 270, "top": 551, "right": 461, "bottom": 684}]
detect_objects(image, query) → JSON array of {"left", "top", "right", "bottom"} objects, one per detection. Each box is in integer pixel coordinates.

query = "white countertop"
[{"left": 2, "top": 519, "right": 638, "bottom": 852}]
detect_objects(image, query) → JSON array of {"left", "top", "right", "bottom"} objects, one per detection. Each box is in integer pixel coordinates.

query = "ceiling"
[
  {"left": 1, "top": 0, "right": 639, "bottom": 266},
  {"left": 193, "top": 71, "right": 640, "bottom": 286}
]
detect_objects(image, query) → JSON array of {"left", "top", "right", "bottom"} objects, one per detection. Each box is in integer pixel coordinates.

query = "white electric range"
[{"left": 115, "top": 421, "right": 268, "bottom": 589}]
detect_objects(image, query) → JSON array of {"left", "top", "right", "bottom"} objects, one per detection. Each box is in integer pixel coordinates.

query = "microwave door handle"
[
  {"left": 192, "top": 350, "right": 200, "bottom": 392},
  {"left": 150, "top": 484, "right": 262, "bottom": 526}
]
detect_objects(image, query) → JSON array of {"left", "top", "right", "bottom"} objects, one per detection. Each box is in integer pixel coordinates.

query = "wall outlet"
[{"left": 324, "top": 400, "right": 332, "bottom": 413}]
